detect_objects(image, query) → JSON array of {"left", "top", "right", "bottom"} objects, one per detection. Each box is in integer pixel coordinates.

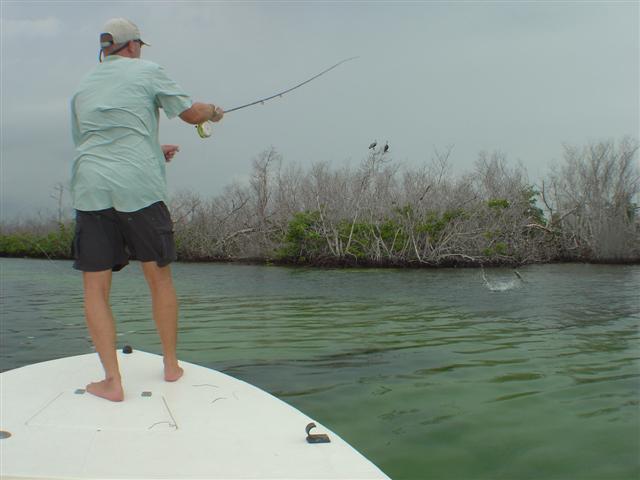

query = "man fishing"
[{"left": 70, "top": 18, "right": 223, "bottom": 401}]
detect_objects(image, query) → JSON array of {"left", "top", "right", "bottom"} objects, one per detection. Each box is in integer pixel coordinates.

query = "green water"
[{"left": 1, "top": 258, "right": 639, "bottom": 479}]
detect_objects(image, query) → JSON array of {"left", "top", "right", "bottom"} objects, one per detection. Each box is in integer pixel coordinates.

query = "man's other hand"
[{"left": 162, "top": 145, "right": 180, "bottom": 162}]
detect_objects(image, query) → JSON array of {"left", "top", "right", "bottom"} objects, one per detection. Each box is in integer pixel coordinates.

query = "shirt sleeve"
[{"left": 152, "top": 65, "right": 193, "bottom": 119}]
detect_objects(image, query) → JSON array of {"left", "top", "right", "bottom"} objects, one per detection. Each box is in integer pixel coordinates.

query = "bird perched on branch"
[
  {"left": 369, "top": 140, "right": 377, "bottom": 149},
  {"left": 383, "top": 142, "right": 389, "bottom": 153}
]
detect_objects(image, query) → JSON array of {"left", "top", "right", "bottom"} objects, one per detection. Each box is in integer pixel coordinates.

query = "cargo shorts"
[{"left": 72, "top": 201, "right": 176, "bottom": 272}]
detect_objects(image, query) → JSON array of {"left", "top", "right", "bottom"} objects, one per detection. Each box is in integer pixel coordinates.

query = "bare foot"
[
  {"left": 86, "top": 378, "right": 124, "bottom": 402},
  {"left": 164, "top": 363, "right": 184, "bottom": 382}
]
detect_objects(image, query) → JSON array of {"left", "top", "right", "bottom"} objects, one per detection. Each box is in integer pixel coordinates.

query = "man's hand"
[
  {"left": 162, "top": 145, "right": 180, "bottom": 163},
  {"left": 210, "top": 104, "right": 224, "bottom": 123},
  {"left": 179, "top": 102, "right": 225, "bottom": 125}
]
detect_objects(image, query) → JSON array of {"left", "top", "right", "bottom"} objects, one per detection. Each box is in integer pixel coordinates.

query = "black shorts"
[{"left": 72, "top": 201, "right": 176, "bottom": 272}]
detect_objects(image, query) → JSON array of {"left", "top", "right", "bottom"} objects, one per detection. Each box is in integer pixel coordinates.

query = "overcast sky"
[{"left": 1, "top": 1, "right": 638, "bottom": 221}]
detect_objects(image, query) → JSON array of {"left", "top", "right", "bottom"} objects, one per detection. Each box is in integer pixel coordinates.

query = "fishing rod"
[{"left": 196, "top": 56, "right": 359, "bottom": 138}]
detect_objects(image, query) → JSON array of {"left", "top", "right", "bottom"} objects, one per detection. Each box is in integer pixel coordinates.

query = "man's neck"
[{"left": 109, "top": 53, "right": 135, "bottom": 59}]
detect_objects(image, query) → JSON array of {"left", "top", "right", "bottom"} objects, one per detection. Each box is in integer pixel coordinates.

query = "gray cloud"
[
  {"left": 1, "top": 16, "right": 62, "bottom": 37},
  {"left": 1, "top": 1, "right": 638, "bottom": 221}
]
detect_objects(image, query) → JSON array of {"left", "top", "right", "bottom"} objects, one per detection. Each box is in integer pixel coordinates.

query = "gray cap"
[{"left": 100, "top": 18, "right": 149, "bottom": 47}]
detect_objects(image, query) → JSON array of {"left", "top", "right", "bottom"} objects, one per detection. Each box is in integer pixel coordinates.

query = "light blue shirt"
[{"left": 70, "top": 55, "right": 192, "bottom": 212}]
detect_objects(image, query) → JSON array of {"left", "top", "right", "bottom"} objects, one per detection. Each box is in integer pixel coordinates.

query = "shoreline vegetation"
[{"left": 2, "top": 138, "right": 639, "bottom": 267}]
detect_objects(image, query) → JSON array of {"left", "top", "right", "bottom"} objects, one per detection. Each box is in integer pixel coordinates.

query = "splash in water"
[{"left": 481, "top": 266, "right": 524, "bottom": 292}]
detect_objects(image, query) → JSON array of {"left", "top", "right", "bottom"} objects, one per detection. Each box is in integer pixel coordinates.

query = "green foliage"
[
  {"left": 279, "top": 214, "right": 412, "bottom": 262},
  {"left": 487, "top": 198, "right": 510, "bottom": 209},
  {"left": 443, "top": 209, "right": 465, "bottom": 222},
  {"left": 523, "top": 186, "right": 545, "bottom": 224},
  {"left": 0, "top": 223, "right": 74, "bottom": 259},
  {"left": 277, "top": 211, "right": 324, "bottom": 261},
  {"left": 483, "top": 242, "right": 508, "bottom": 257},
  {"left": 378, "top": 219, "right": 407, "bottom": 253},
  {"left": 394, "top": 204, "right": 414, "bottom": 218},
  {"left": 338, "top": 220, "right": 372, "bottom": 260},
  {"left": 484, "top": 230, "right": 497, "bottom": 240},
  {"left": 416, "top": 209, "right": 464, "bottom": 238}
]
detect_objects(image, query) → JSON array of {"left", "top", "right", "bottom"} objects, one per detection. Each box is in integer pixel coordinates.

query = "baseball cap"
[{"left": 100, "top": 18, "right": 150, "bottom": 47}]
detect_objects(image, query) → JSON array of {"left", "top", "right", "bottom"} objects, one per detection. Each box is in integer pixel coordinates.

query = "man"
[{"left": 70, "top": 18, "right": 223, "bottom": 402}]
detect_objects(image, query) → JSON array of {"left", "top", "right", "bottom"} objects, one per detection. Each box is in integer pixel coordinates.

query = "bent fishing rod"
[{"left": 196, "top": 56, "right": 359, "bottom": 138}]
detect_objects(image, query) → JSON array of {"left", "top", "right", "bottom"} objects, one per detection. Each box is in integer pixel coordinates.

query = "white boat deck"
[{"left": 0, "top": 350, "right": 389, "bottom": 479}]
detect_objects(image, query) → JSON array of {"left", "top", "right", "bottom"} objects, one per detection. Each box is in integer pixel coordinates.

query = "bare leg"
[
  {"left": 141, "top": 262, "right": 183, "bottom": 381},
  {"left": 83, "top": 270, "right": 124, "bottom": 402}
]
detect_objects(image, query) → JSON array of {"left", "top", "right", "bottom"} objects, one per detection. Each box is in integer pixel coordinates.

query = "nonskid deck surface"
[{"left": 0, "top": 350, "right": 389, "bottom": 479}]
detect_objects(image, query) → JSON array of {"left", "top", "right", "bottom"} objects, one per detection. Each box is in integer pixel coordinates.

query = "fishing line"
[
  {"left": 196, "top": 56, "right": 359, "bottom": 138},
  {"left": 18, "top": 236, "right": 74, "bottom": 275}
]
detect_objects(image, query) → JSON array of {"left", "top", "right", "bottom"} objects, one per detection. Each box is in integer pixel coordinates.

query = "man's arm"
[{"left": 179, "top": 102, "right": 224, "bottom": 125}]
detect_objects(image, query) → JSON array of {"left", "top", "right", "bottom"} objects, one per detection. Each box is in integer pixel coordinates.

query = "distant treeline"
[{"left": 2, "top": 138, "right": 639, "bottom": 266}]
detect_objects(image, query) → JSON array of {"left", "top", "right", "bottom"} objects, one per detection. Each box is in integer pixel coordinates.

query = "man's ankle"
[{"left": 163, "top": 356, "right": 178, "bottom": 365}]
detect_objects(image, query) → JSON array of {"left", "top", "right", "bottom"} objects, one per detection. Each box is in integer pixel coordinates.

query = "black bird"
[
  {"left": 383, "top": 142, "right": 389, "bottom": 153},
  {"left": 369, "top": 140, "right": 377, "bottom": 149}
]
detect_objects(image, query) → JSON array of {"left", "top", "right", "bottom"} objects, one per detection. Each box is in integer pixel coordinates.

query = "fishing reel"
[{"left": 196, "top": 121, "right": 214, "bottom": 138}]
